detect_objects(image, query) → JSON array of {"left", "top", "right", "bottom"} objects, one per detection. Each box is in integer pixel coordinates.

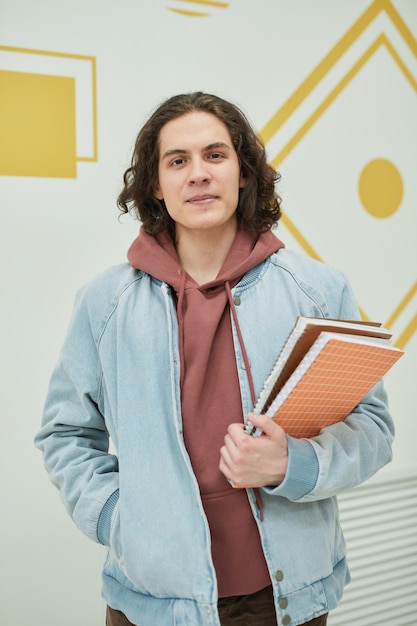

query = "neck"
[{"left": 175, "top": 224, "right": 237, "bottom": 284}]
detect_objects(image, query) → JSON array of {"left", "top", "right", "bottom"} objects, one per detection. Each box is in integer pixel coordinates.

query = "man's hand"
[{"left": 219, "top": 412, "right": 288, "bottom": 488}]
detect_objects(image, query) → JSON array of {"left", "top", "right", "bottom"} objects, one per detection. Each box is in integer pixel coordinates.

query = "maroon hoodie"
[{"left": 128, "top": 226, "right": 284, "bottom": 597}]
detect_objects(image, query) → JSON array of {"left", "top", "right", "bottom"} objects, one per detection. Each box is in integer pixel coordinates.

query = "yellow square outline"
[{"left": 0, "top": 45, "right": 98, "bottom": 164}]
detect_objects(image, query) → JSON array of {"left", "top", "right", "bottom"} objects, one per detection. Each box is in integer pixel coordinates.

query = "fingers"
[
  {"left": 220, "top": 424, "right": 246, "bottom": 470},
  {"left": 247, "top": 412, "right": 286, "bottom": 441},
  {"left": 219, "top": 424, "right": 250, "bottom": 484},
  {"left": 219, "top": 416, "right": 288, "bottom": 488}
]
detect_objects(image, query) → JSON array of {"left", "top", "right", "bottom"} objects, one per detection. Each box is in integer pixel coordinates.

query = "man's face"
[{"left": 155, "top": 111, "right": 246, "bottom": 240}]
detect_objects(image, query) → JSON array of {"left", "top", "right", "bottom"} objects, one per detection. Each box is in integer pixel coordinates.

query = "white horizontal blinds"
[{"left": 329, "top": 467, "right": 417, "bottom": 626}]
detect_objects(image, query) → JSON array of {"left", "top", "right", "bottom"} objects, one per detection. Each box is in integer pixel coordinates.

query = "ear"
[
  {"left": 154, "top": 183, "right": 164, "bottom": 200},
  {"left": 239, "top": 172, "right": 247, "bottom": 189}
]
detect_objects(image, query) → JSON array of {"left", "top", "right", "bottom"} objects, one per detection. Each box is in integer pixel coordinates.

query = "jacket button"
[
  {"left": 279, "top": 598, "right": 288, "bottom": 609},
  {"left": 282, "top": 616, "right": 291, "bottom": 625},
  {"left": 275, "top": 570, "right": 284, "bottom": 582},
  {"left": 233, "top": 295, "right": 241, "bottom": 305}
]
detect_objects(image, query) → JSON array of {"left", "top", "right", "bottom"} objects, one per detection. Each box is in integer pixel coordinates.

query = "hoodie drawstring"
[
  {"left": 225, "top": 281, "right": 257, "bottom": 406},
  {"left": 176, "top": 269, "right": 187, "bottom": 392},
  {"left": 225, "top": 281, "right": 264, "bottom": 522}
]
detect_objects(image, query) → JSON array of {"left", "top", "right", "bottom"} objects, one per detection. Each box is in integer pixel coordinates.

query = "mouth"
[{"left": 186, "top": 194, "right": 219, "bottom": 204}]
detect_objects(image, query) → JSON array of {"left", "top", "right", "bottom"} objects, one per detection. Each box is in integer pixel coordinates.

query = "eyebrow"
[{"left": 161, "top": 141, "right": 231, "bottom": 161}]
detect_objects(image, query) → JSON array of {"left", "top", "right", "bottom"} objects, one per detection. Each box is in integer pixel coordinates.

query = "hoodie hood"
[{"left": 127, "top": 225, "right": 284, "bottom": 291}]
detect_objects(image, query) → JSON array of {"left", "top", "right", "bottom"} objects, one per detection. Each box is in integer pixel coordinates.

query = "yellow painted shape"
[
  {"left": 269, "top": 34, "right": 415, "bottom": 171},
  {"left": 260, "top": 0, "right": 417, "bottom": 146},
  {"left": 171, "top": 0, "right": 229, "bottom": 6},
  {"left": 0, "top": 45, "right": 98, "bottom": 163},
  {"left": 395, "top": 311, "right": 417, "bottom": 350},
  {"left": 167, "top": 0, "right": 229, "bottom": 15},
  {"left": 0, "top": 70, "right": 76, "bottom": 178},
  {"left": 386, "top": 281, "right": 417, "bottom": 327},
  {"left": 168, "top": 8, "right": 209, "bottom": 16},
  {"left": 259, "top": 0, "right": 417, "bottom": 345},
  {"left": 359, "top": 158, "right": 403, "bottom": 218}
]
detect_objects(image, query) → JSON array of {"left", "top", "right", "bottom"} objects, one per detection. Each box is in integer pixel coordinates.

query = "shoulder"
[
  {"left": 269, "top": 248, "right": 351, "bottom": 296},
  {"left": 79, "top": 263, "right": 143, "bottom": 301},
  {"left": 71, "top": 263, "right": 144, "bottom": 331},
  {"left": 268, "top": 248, "right": 359, "bottom": 318},
  {"left": 271, "top": 248, "right": 348, "bottom": 284}
]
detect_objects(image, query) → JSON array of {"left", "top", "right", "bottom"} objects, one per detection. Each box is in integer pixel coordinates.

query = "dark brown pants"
[
  {"left": 217, "top": 585, "right": 327, "bottom": 626},
  {"left": 106, "top": 585, "right": 328, "bottom": 626}
]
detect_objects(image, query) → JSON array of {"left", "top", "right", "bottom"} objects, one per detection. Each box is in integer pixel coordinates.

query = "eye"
[
  {"left": 170, "top": 157, "right": 186, "bottom": 167},
  {"left": 208, "top": 152, "right": 223, "bottom": 160}
]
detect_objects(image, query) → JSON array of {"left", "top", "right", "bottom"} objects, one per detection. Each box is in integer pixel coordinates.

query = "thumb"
[{"left": 247, "top": 412, "right": 285, "bottom": 438}]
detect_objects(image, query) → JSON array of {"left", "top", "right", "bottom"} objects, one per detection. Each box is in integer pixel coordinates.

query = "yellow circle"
[{"left": 358, "top": 158, "right": 403, "bottom": 218}]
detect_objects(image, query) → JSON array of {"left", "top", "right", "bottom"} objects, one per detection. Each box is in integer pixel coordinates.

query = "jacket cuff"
[
  {"left": 264, "top": 437, "right": 319, "bottom": 500},
  {"left": 97, "top": 489, "right": 119, "bottom": 545}
]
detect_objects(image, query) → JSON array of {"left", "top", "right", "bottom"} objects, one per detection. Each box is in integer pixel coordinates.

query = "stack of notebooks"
[{"left": 245, "top": 316, "right": 404, "bottom": 438}]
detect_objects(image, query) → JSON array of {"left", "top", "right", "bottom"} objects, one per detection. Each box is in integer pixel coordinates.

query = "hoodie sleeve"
[{"left": 34, "top": 285, "right": 119, "bottom": 544}]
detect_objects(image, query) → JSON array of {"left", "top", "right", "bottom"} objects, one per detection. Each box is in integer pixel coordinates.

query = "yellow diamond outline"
[{"left": 259, "top": 0, "right": 417, "bottom": 349}]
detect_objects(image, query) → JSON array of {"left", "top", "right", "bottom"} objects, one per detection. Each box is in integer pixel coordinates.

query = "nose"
[{"left": 189, "top": 157, "right": 211, "bottom": 184}]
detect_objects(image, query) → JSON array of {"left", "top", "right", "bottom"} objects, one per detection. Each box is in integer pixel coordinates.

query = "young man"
[{"left": 35, "top": 92, "right": 394, "bottom": 626}]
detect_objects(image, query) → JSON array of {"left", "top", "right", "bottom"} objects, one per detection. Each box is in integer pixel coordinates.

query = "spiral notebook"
[{"left": 246, "top": 317, "right": 404, "bottom": 438}]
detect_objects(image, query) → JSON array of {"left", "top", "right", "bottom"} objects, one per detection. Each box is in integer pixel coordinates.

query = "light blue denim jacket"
[{"left": 35, "top": 248, "right": 394, "bottom": 626}]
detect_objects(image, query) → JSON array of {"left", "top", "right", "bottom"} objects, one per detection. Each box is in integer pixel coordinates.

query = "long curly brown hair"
[{"left": 117, "top": 92, "right": 282, "bottom": 237}]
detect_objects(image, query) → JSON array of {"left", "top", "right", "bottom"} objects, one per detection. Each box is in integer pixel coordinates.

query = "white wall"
[{"left": 1, "top": 1, "right": 416, "bottom": 624}]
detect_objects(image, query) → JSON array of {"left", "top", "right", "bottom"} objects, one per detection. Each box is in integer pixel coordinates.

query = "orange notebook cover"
[
  {"left": 246, "top": 322, "right": 403, "bottom": 439},
  {"left": 258, "top": 316, "right": 392, "bottom": 415}
]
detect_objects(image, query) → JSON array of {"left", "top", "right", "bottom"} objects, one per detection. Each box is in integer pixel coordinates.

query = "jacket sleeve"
[
  {"left": 266, "top": 379, "right": 394, "bottom": 502},
  {"left": 34, "top": 286, "right": 119, "bottom": 544},
  {"left": 263, "top": 269, "right": 395, "bottom": 502}
]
